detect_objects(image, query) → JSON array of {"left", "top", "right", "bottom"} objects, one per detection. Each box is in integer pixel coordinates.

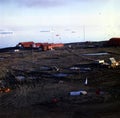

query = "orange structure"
[
  {"left": 17, "top": 41, "right": 34, "bottom": 48},
  {"left": 50, "top": 43, "right": 64, "bottom": 48},
  {"left": 34, "top": 43, "right": 43, "bottom": 48},
  {"left": 16, "top": 41, "right": 64, "bottom": 51},
  {"left": 40, "top": 43, "right": 64, "bottom": 51}
]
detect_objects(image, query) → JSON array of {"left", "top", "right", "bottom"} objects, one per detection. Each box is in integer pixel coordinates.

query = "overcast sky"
[{"left": 0, "top": 0, "right": 120, "bottom": 47}]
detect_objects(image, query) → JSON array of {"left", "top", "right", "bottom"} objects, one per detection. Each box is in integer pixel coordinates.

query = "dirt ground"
[{"left": 0, "top": 44, "right": 120, "bottom": 118}]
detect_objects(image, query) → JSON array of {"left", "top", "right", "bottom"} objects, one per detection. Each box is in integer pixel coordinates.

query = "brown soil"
[{"left": 0, "top": 45, "right": 120, "bottom": 118}]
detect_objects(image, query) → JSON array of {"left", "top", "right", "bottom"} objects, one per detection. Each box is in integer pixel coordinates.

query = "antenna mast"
[{"left": 83, "top": 25, "right": 85, "bottom": 42}]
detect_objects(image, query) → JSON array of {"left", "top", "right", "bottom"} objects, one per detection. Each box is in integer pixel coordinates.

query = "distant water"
[
  {"left": 0, "top": 26, "right": 114, "bottom": 48},
  {"left": 53, "top": 73, "right": 69, "bottom": 77},
  {"left": 83, "top": 52, "right": 109, "bottom": 56}
]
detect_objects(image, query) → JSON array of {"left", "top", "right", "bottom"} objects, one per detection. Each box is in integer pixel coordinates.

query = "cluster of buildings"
[
  {"left": 16, "top": 42, "right": 64, "bottom": 51},
  {"left": 15, "top": 37, "right": 120, "bottom": 51}
]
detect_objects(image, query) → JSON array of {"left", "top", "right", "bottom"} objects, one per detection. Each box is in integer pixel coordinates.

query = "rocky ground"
[{"left": 0, "top": 44, "right": 120, "bottom": 118}]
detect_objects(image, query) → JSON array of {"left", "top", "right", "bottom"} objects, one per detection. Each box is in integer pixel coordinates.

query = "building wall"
[
  {"left": 17, "top": 42, "right": 64, "bottom": 50},
  {"left": 107, "top": 38, "right": 120, "bottom": 46},
  {"left": 18, "top": 42, "right": 34, "bottom": 48}
]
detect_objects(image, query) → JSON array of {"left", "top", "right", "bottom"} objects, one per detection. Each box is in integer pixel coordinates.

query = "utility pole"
[{"left": 83, "top": 25, "right": 86, "bottom": 42}]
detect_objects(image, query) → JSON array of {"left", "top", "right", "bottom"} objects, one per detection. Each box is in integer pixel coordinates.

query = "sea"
[{"left": 0, "top": 26, "right": 115, "bottom": 49}]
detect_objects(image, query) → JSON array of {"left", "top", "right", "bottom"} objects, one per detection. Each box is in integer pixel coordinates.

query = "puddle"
[
  {"left": 80, "top": 67, "right": 91, "bottom": 71},
  {"left": 44, "top": 57, "right": 59, "bottom": 60},
  {"left": 39, "top": 66, "right": 52, "bottom": 71},
  {"left": 83, "top": 52, "right": 109, "bottom": 56},
  {"left": 70, "top": 67, "right": 80, "bottom": 70},
  {"left": 15, "top": 76, "right": 25, "bottom": 81},
  {"left": 69, "top": 67, "right": 91, "bottom": 72},
  {"left": 53, "top": 73, "right": 69, "bottom": 78},
  {"left": 0, "top": 57, "right": 4, "bottom": 60},
  {"left": 70, "top": 90, "right": 87, "bottom": 96}
]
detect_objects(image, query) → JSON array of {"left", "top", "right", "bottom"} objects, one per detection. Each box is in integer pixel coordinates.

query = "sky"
[{"left": 0, "top": 0, "right": 120, "bottom": 48}]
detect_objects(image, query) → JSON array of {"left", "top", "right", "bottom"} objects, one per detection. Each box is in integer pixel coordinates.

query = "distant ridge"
[{"left": 0, "top": 47, "right": 17, "bottom": 53}]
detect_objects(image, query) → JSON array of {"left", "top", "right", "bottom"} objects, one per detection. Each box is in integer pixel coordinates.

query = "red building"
[
  {"left": 34, "top": 43, "right": 43, "bottom": 48},
  {"left": 107, "top": 37, "right": 120, "bottom": 46},
  {"left": 40, "top": 43, "right": 64, "bottom": 51},
  {"left": 17, "top": 41, "right": 34, "bottom": 48},
  {"left": 16, "top": 41, "right": 64, "bottom": 50}
]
